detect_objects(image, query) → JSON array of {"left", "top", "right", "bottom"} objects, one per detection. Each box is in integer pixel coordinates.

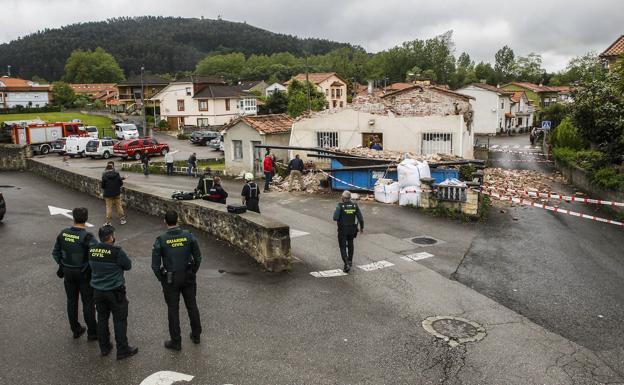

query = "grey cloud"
[{"left": 1, "top": 0, "right": 622, "bottom": 71}]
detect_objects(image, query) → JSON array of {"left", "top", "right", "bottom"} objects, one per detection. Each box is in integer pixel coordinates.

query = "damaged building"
[{"left": 289, "top": 84, "right": 475, "bottom": 162}]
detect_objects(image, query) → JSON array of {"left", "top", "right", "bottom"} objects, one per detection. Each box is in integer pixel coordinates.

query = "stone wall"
[
  {"left": 0, "top": 144, "right": 32, "bottom": 170},
  {"left": 27, "top": 159, "right": 292, "bottom": 271},
  {"left": 555, "top": 161, "right": 624, "bottom": 215},
  {"left": 419, "top": 178, "right": 480, "bottom": 216}
]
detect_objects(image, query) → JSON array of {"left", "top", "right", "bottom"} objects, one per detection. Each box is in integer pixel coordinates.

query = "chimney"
[{"left": 367, "top": 80, "right": 373, "bottom": 95}]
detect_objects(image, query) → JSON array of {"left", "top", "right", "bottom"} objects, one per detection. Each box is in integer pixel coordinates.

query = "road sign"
[
  {"left": 48, "top": 205, "right": 94, "bottom": 227},
  {"left": 541, "top": 121, "right": 552, "bottom": 130}
]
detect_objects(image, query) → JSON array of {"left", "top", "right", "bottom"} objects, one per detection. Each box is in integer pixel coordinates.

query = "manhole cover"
[
  {"left": 411, "top": 237, "right": 438, "bottom": 245},
  {"left": 422, "top": 316, "right": 486, "bottom": 347}
]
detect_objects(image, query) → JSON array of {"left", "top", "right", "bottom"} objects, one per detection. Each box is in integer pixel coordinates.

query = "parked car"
[
  {"left": 190, "top": 130, "right": 219, "bottom": 146},
  {"left": 51, "top": 138, "right": 67, "bottom": 155},
  {"left": 208, "top": 134, "right": 224, "bottom": 150},
  {"left": 85, "top": 126, "right": 99, "bottom": 138},
  {"left": 114, "top": 137, "right": 169, "bottom": 160},
  {"left": 0, "top": 191, "right": 5, "bottom": 221},
  {"left": 85, "top": 138, "right": 117, "bottom": 159},
  {"left": 65, "top": 136, "right": 94, "bottom": 157},
  {"left": 114, "top": 123, "right": 140, "bottom": 140}
]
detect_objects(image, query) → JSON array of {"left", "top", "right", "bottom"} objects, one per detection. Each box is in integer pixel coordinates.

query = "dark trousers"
[
  {"left": 142, "top": 162, "right": 149, "bottom": 175},
  {"left": 94, "top": 287, "right": 129, "bottom": 354},
  {"left": 162, "top": 271, "right": 202, "bottom": 342},
  {"left": 245, "top": 198, "right": 260, "bottom": 213},
  {"left": 338, "top": 228, "right": 356, "bottom": 267},
  {"left": 63, "top": 267, "right": 97, "bottom": 336},
  {"left": 166, "top": 162, "right": 174, "bottom": 175},
  {"left": 264, "top": 172, "right": 272, "bottom": 191}
]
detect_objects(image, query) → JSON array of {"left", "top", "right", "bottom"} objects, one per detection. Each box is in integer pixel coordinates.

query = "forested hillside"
[{"left": 0, "top": 16, "right": 351, "bottom": 81}]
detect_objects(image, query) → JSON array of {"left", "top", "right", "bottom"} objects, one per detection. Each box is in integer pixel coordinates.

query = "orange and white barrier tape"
[
  {"left": 317, "top": 169, "right": 374, "bottom": 191},
  {"left": 484, "top": 190, "right": 623, "bottom": 227},
  {"left": 483, "top": 186, "right": 624, "bottom": 208},
  {"left": 490, "top": 149, "right": 547, "bottom": 156},
  {"left": 490, "top": 159, "right": 554, "bottom": 163}
]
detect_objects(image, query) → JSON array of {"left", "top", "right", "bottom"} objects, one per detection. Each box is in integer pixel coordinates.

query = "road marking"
[
  {"left": 290, "top": 229, "right": 310, "bottom": 238},
  {"left": 140, "top": 371, "right": 194, "bottom": 385},
  {"left": 48, "top": 205, "right": 94, "bottom": 227},
  {"left": 502, "top": 145, "right": 509, "bottom": 149},
  {"left": 523, "top": 145, "right": 531, "bottom": 149},
  {"left": 310, "top": 269, "right": 348, "bottom": 278},
  {"left": 400, "top": 252, "right": 435, "bottom": 262},
  {"left": 490, "top": 144, "right": 499, "bottom": 149},
  {"left": 357, "top": 260, "right": 394, "bottom": 271},
  {"left": 513, "top": 145, "right": 520, "bottom": 149}
]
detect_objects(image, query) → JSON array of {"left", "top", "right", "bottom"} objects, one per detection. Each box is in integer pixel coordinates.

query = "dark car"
[
  {"left": 0, "top": 192, "right": 5, "bottom": 221},
  {"left": 190, "top": 130, "right": 219, "bottom": 146}
]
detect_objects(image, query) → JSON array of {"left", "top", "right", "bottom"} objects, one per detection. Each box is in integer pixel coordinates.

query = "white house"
[
  {"left": 222, "top": 114, "right": 293, "bottom": 177},
  {"left": 265, "top": 82, "right": 287, "bottom": 97},
  {"left": 286, "top": 72, "right": 348, "bottom": 109},
  {"left": 456, "top": 83, "right": 517, "bottom": 135},
  {"left": 509, "top": 91, "right": 535, "bottom": 133},
  {"left": 0, "top": 77, "right": 50, "bottom": 109},
  {"left": 290, "top": 85, "right": 475, "bottom": 161},
  {"left": 152, "top": 76, "right": 257, "bottom": 130}
]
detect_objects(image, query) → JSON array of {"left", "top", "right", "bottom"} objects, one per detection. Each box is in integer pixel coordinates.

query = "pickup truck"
[{"left": 114, "top": 137, "right": 169, "bottom": 160}]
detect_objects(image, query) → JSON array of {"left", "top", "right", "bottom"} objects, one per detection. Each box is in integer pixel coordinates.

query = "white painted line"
[
  {"left": 290, "top": 229, "right": 310, "bottom": 238},
  {"left": 357, "top": 260, "right": 394, "bottom": 271},
  {"left": 513, "top": 145, "right": 520, "bottom": 149},
  {"left": 523, "top": 145, "right": 531, "bottom": 149},
  {"left": 140, "top": 371, "right": 194, "bottom": 385},
  {"left": 310, "top": 269, "right": 348, "bottom": 278},
  {"left": 49, "top": 205, "right": 94, "bottom": 227},
  {"left": 401, "top": 252, "right": 435, "bottom": 262},
  {"left": 490, "top": 144, "right": 499, "bottom": 149},
  {"left": 502, "top": 145, "right": 509, "bottom": 149}
]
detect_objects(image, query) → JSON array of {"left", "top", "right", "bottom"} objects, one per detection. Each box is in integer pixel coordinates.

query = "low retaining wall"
[
  {"left": 0, "top": 144, "right": 32, "bottom": 170},
  {"left": 556, "top": 161, "right": 624, "bottom": 215},
  {"left": 27, "top": 159, "right": 292, "bottom": 272}
]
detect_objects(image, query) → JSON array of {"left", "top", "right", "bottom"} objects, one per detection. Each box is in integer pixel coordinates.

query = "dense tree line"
[{"left": 0, "top": 16, "right": 350, "bottom": 81}]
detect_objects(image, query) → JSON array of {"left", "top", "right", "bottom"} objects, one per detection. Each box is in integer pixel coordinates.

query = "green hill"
[{"left": 0, "top": 16, "right": 352, "bottom": 81}]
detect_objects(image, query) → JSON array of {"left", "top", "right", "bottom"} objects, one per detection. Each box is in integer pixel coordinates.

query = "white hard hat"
[{"left": 244, "top": 172, "right": 254, "bottom": 181}]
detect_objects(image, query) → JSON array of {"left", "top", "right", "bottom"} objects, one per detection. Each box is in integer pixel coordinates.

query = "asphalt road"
[{"left": 455, "top": 134, "right": 624, "bottom": 375}]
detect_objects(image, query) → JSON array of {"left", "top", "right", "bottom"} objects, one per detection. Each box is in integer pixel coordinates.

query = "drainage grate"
[
  {"left": 422, "top": 316, "right": 486, "bottom": 347},
  {"left": 411, "top": 237, "right": 438, "bottom": 245}
]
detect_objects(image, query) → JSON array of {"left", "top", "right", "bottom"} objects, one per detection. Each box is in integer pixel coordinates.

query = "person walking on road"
[
  {"left": 151, "top": 210, "right": 203, "bottom": 351},
  {"left": 88, "top": 225, "right": 138, "bottom": 360},
  {"left": 287, "top": 154, "right": 305, "bottom": 191},
  {"left": 52, "top": 207, "right": 98, "bottom": 341},
  {"left": 187, "top": 153, "right": 197, "bottom": 177},
  {"left": 165, "top": 150, "right": 179, "bottom": 175},
  {"left": 102, "top": 164, "right": 127, "bottom": 225},
  {"left": 263, "top": 152, "right": 273, "bottom": 192},
  {"left": 333, "top": 190, "right": 364, "bottom": 273},
  {"left": 241, "top": 173, "right": 260, "bottom": 213},
  {"left": 140, "top": 150, "right": 150, "bottom": 176}
]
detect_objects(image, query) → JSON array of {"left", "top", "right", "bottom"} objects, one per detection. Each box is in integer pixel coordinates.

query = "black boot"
[
  {"left": 164, "top": 340, "right": 182, "bottom": 351},
  {"left": 72, "top": 325, "right": 86, "bottom": 339},
  {"left": 101, "top": 343, "right": 113, "bottom": 356},
  {"left": 190, "top": 333, "right": 200, "bottom": 344},
  {"left": 116, "top": 345, "right": 138, "bottom": 360}
]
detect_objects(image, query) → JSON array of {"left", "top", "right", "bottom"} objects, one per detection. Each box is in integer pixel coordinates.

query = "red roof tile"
[
  {"left": 225, "top": 114, "right": 293, "bottom": 134},
  {"left": 287, "top": 72, "right": 347, "bottom": 86},
  {"left": 0, "top": 77, "right": 49, "bottom": 90},
  {"left": 511, "top": 91, "right": 524, "bottom": 103},
  {"left": 600, "top": 35, "right": 624, "bottom": 58},
  {"left": 469, "top": 83, "right": 514, "bottom": 95}
]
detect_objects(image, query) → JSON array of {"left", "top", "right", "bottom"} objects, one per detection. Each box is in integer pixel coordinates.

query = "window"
[
  {"left": 333, "top": 100, "right": 337, "bottom": 108},
  {"left": 421, "top": 133, "right": 453, "bottom": 155},
  {"left": 336, "top": 88, "right": 342, "bottom": 98},
  {"left": 233, "top": 140, "right": 243, "bottom": 160},
  {"left": 198, "top": 100, "right": 208, "bottom": 111},
  {"left": 317, "top": 132, "right": 339, "bottom": 148},
  {"left": 186, "top": 87, "right": 192, "bottom": 96},
  {"left": 325, "top": 89, "right": 329, "bottom": 96},
  {"left": 340, "top": 101, "right": 344, "bottom": 108},
  {"left": 177, "top": 99, "right": 185, "bottom": 111},
  {"left": 225, "top": 99, "right": 231, "bottom": 111},
  {"left": 500, "top": 100, "right": 504, "bottom": 109},
  {"left": 197, "top": 118, "right": 209, "bottom": 127},
  {"left": 331, "top": 89, "right": 335, "bottom": 98},
  {"left": 517, "top": 117, "right": 523, "bottom": 126}
]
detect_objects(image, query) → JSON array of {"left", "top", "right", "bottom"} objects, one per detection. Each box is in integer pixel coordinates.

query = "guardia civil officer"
[
  {"left": 241, "top": 173, "right": 260, "bottom": 213},
  {"left": 88, "top": 225, "right": 138, "bottom": 359},
  {"left": 151, "top": 210, "right": 202, "bottom": 351},
  {"left": 51, "top": 207, "right": 98, "bottom": 340},
  {"left": 332, "top": 191, "right": 364, "bottom": 273}
]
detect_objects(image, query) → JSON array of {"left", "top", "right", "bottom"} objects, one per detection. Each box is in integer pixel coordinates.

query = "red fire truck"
[{"left": 11, "top": 122, "right": 88, "bottom": 154}]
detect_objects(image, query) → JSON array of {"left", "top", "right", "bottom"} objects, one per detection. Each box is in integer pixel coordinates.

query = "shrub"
[
  {"left": 591, "top": 168, "right": 624, "bottom": 191},
  {"left": 177, "top": 133, "right": 189, "bottom": 140},
  {"left": 552, "top": 147, "right": 577, "bottom": 167},
  {"left": 459, "top": 164, "right": 476, "bottom": 181},
  {"left": 157, "top": 119, "right": 169, "bottom": 129},
  {"left": 553, "top": 118, "right": 585, "bottom": 150},
  {"left": 552, "top": 147, "right": 605, "bottom": 170}
]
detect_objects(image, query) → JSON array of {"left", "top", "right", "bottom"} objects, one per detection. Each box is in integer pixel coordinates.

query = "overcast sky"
[{"left": 2, "top": 0, "right": 622, "bottom": 72}]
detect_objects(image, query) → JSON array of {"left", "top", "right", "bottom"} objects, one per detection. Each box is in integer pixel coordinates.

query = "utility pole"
[
  {"left": 305, "top": 54, "right": 311, "bottom": 114},
  {"left": 7, "top": 65, "right": 11, "bottom": 77},
  {"left": 140, "top": 66, "right": 148, "bottom": 137}
]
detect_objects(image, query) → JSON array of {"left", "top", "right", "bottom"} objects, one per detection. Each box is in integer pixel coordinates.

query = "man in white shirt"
[{"left": 164, "top": 150, "right": 179, "bottom": 175}]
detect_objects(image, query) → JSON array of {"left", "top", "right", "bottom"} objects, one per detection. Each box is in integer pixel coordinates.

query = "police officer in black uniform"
[
  {"left": 89, "top": 225, "right": 138, "bottom": 360},
  {"left": 332, "top": 190, "right": 364, "bottom": 273},
  {"left": 241, "top": 173, "right": 260, "bottom": 213},
  {"left": 151, "top": 210, "right": 202, "bottom": 351},
  {"left": 51, "top": 207, "right": 98, "bottom": 340}
]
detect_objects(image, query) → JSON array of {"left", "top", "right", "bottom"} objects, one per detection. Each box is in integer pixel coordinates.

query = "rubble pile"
[
  {"left": 270, "top": 172, "right": 327, "bottom": 193},
  {"left": 485, "top": 168, "right": 568, "bottom": 201},
  {"left": 335, "top": 147, "right": 459, "bottom": 163}
]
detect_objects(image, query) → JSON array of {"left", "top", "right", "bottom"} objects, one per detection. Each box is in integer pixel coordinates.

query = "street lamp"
[{"left": 140, "top": 66, "right": 149, "bottom": 137}]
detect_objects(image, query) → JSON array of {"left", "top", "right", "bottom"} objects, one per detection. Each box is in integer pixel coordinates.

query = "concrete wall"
[
  {"left": 0, "top": 144, "right": 32, "bottom": 170},
  {"left": 27, "top": 158, "right": 292, "bottom": 271},
  {"left": 224, "top": 121, "right": 263, "bottom": 176},
  {"left": 289, "top": 109, "right": 473, "bottom": 159},
  {"left": 556, "top": 161, "right": 624, "bottom": 215}
]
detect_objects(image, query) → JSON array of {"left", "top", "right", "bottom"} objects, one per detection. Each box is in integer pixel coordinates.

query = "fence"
[{"left": 435, "top": 184, "right": 467, "bottom": 202}]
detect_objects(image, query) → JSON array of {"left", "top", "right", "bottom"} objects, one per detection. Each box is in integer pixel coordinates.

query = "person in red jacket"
[{"left": 263, "top": 152, "right": 273, "bottom": 192}]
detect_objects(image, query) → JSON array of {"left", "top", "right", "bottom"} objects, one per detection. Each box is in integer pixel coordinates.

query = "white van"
[
  {"left": 65, "top": 136, "right": 95, "bottom": 157},
  {"left": 115, "top": 123, "right": 140, "bottom": 140},
  {"left": 85, "top": 126, "right": 99, "bottom": 138}
]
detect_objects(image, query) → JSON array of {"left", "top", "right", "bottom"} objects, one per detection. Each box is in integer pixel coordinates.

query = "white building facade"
[
  {"left": 456, "top": 83, "right": 514, "bottom": 135},
  {"left": 0, "top": 77, "right": 50, "bottom": 109}
]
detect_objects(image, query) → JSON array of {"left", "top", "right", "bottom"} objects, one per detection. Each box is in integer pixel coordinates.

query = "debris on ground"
[
  {"left": 333, "top": 147, "right": 460, "bottom": 163},
  {"left": 270, "top": 172, "right": 327, "bottom": 193},
  {"left": 485, "top": 168, "right": 567, "bottom": 194}
]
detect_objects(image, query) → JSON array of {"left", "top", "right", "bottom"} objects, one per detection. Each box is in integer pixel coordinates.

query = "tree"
[
  {"left": 287, "top": 80, "right": 326, "bottom": 117},
  {"left": 495, "top": 45, "right": 515, "bottom": 83},
  {"left": 63, "top": 47, "right": 125, "bottom": 83},
  {"left": 541, "top": 103, "right": 567, "bottom": 131},
  {"left": 259, "top": 91, "right": 288, "bottom": 114},
  {"left": 195, "top": 52, "right": 246, "bottom": 82},
  {"left": 51, "top": 81, "right": 76, "bottom": 108},
  {"left": 31, "top": 75, "right": 49, "bottom": 84},
  {"left": 514, "top": 53, "right": 545, "bottom": 83},
  {"left": 474, "top": 62, "right": 498, "bottom": 85}
]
